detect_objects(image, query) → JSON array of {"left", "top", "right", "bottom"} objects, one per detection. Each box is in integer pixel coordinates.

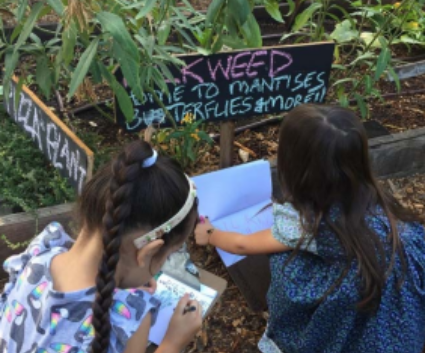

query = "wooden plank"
[
  {"left": 219, "top": 121, "right": 235, "bottom": 169},
  {"left": 369, "top": 127, "right": 425, "bottom": 179},
  {"left": 387, "top": 60, "right": 425, "bottom": 81}
]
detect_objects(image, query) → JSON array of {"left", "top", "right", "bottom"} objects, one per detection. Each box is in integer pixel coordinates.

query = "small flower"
[
  {"left": 191, "top": 133, "right": 200, "bottom": 141},
  {"left": 394, "top": 2, "right": 401, "bottom": 9},
  {"left": 182, "top": 112, "right": 194, "bottom": 125}
]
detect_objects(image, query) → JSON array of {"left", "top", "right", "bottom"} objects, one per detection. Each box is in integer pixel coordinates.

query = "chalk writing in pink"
[
  {"left": 181, "top": 58, "right": 204, "bottom": 84},
  {"left": 207, "top": 56, "right": 232, "bottom": 80},
  {"left": 246, "top": 50, "right": 267, "bottom": 78},
  {"left": 269, "top": 50, "right": 293, "bottom": 77}
]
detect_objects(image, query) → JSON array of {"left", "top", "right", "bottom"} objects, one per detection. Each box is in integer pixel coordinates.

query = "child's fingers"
[{"left": 176, "top": 293, "right": 191, "bottom": 311}]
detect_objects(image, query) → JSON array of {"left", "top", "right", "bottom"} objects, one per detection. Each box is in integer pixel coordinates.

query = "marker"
[{"left": 183, "top": 305, "right": 197, "bottom": 315}]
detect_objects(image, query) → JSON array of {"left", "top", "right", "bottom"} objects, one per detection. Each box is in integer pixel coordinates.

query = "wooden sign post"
[
  {"left": 3, "top": 76, "right": 94, "bottom": 193},
  {"left": 115, "top": 42, "right": 335, "bottom": 169}
]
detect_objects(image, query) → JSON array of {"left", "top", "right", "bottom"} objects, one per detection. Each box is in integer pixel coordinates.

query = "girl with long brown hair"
[
  {"left": 0, "top": 141, "right": 201, "bottom": 353},
  {"left": 196, "top": 104, "right": 425, "bottom": 353}
]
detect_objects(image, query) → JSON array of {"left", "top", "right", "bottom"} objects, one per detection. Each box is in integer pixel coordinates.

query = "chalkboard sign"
[
  {"left": 3, "top": 77, "right": 94, "bottom": 193},
  {"left": 115, "top": 42, "right": 335, "bottom": 132}
]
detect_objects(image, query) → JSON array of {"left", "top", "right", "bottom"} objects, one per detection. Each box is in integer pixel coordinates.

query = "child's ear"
[{"left": 136, "top": 239, "right": 165, "bottom": 268}]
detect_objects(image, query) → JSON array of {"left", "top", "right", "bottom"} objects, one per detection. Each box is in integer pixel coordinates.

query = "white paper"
[
  {"left": 193, "top": 160, "right": 274, "bottom": 267},
  {"left": 149, "top": 273, "right": 217, "bottom": 346}
]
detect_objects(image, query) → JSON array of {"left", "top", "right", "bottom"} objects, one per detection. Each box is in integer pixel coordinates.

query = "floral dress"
[
  {"left": 0, "top": 222, "right": 161, "bottom": 353},
  {"left": 259, "top": 203, "right": 425, "bottom": 353}
]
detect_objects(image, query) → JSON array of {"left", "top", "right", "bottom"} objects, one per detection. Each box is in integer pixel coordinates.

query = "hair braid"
[{"left": 90, "top": 151, "right": 142, "bottom": 353}]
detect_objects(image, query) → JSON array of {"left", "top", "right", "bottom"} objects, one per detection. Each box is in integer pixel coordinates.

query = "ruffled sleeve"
[
  {"left": 1, "top": 222, "right": 74, "bottom": 311},
  {"left": 271, "top": 203, "right": 317, "bottom": 254},
  {"left": 108, "top": 288, "right": 161, "bottom": 353}
]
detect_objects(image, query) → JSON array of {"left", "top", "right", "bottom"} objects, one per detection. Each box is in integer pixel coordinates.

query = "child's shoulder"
[
  {"left": 1, "top": 222, "right": 74, "bottom": 304},
  {"left": 3, "top": 222, "right": 74, "bottom": 271},
  {"left": 271, "top": 202, "right": 317, "bottom": 253}
]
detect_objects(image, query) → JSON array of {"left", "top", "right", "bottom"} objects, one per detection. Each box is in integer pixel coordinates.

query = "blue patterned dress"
[
  {"left": 259, "top": 203, "right": 425, "bottom": 353},
  {"left": 0, "top": 222, "right": 161, "bottom": 353}
]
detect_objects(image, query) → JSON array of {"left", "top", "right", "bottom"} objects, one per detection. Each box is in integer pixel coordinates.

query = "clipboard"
[{"left": 146, "top": 268, "right": 227, "bottom": 352}]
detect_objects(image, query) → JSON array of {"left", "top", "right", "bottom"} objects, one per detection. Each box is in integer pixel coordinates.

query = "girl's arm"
[{"left": 195, "top": 219, "right": 292, "bottom": 255}]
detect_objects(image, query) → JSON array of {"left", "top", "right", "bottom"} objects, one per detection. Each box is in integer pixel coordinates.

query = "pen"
[{"left": 183, "top": 305, "right": 197, "bottom": 315}]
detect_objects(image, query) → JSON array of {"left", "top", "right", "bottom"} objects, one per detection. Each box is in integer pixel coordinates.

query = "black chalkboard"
[
  {"left": 3, "top": 77, "right": 94, "bottom": 193},
  {"left": 115, "top": 42, "right": 335, "bottom": 132}
]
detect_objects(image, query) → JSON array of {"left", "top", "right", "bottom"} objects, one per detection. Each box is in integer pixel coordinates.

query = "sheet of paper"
[
  {"left": 214, "top": 200, "right": 273, "bottom": 267},
  {"left": 192, "top": 160, "right": 273, "bottom": 267},
  {"left": 148, "top": 273, "right": 217, "bottom": 346},
  {"left": 193, "top": 160, "right": 272, "bottom": 221}
]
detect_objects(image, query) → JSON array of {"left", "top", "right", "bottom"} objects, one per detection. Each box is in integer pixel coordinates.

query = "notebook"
[{"left": 148, "top": 271, "right": 217, "bottom": 345}]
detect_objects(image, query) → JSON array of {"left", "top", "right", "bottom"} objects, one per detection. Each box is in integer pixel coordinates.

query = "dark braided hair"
[{"left": 77, "top": 141, "right": 198, "bottom": 353}]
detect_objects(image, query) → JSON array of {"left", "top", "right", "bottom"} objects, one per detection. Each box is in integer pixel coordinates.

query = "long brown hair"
[
  {"left": 77, "top": 141, "right": 197, "bottom": 353},
  {"left": 277, "top": 104, "right": 419, "bottom": 311}
]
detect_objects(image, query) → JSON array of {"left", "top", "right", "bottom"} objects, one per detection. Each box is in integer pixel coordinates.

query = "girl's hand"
[
  {"left": 138, "top": 278, "right": 157, "bottom": 295},
  {"left": 163, "top": 294, "right": 202, "bottom": 350},
  {"left": 195, "top": 217, "right": 214, "bottom": 246}
]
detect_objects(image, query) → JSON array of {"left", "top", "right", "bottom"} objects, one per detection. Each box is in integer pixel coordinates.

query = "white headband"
[{"left": 133, "top": 175, "right": 197, "bottom": 249}]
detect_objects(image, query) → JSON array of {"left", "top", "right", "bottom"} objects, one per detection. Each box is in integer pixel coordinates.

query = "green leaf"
[
  {"left": 90, "top": 61, "right": 103, "bottom": 84},
  {"left": 241, "top": 14, "right": 262, "bottom": 48},
  {"left": 292, "top": 2, "right": 322, "bottom": 32},
  {"left": 17, "top": 0, "right": 28, "bottom": 23},
  {"left": 97, "top": 12, "right": 142, "bottom": 98},
  {"left": 330, "top": 20, "right": 359, "bottom": 43},
  {"left": 157, "top": 22, "right": 171, "bottom": 45},
  {"left": 387, "top": 66, "right": 401, "bottom": 92},
  {"left": 36, "top": 55, "right": 53, "bottom": 98},
  {"left": 348, "top": 52, "right": 375, "bottom": 66},
  {"left": 68, "top": 38, "right": 99, "bottom": 98},
  {"left": 332, "top": 78, "right": 356, "bottom": 87},
  {"left": 198, "top": 131, "right": 213, "bottom": 143},
  {"left": 354, "top": 93, "right": 367, "bottom": 119},
  {"left": 46, "top": 0, "right": 65, "bottom": 15},
  {"left": 374, "top": 47, "right": 391, "bottom": 81},
  {"left": 4, "top": 50, "right": 19, "bottom": 91},
  {"left": 14, "top": 2, "right": 45, "bottom": 52},
  {"left": 338, "top": 93, "right": 349, "bottom": 108},
  {"left": 360, "top": 32, "right": 385, "bottom": 48},
  {"left": 222, "top": 36, "right": 247, "bottom": 49},
  {"left": 206, "top": 0, "right": 225, "bottom": 25},
  {"left": 229, "top": 0, "right": 250, "bottom": 25},
  {"left": 135, "top": 0, "right": 157, "bottom": 19},
  {"left": 99, "top": 63, "right": 135, "bottom": 123},
  {"left": 61, "top": 24, "right": 77, "bottom": 66},
  {"left": 286, "top": 0, "right": 296, "bottom": 16},
  {"left": 265, "top": 0, "right": 283, "bottom": 23},
  {"left": 364, "top": 74, "right": 372, "bottom": 95}
]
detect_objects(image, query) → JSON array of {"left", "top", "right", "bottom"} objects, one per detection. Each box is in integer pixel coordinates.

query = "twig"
[
  {"left": 234, "top": 141, "right": 257, "bottom": 158},
  {"left": 55, "top": 90, "right": 64, "bottom": 113}
]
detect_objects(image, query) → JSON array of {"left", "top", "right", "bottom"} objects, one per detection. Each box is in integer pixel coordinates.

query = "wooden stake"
[{"left": 219, "top": 121, "right": 235, "bottom": 169}]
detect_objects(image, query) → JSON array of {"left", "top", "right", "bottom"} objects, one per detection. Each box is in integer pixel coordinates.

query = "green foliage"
[
  {"left": 0, "top": 107, "right": 75, "bottom": 213},
  {"left": 152, "top": 112, "right": 213, "bottom": 170},
  {"left": 282, "top": 0, "right": 425, "bottom": 118}
]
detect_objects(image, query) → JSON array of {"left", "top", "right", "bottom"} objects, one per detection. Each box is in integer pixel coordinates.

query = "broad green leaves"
[{"left": 68, "top": 38, "right": 99, "bottom": 98}]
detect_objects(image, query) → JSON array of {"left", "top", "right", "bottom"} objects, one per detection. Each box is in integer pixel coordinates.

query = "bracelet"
[{"left": 207, "top": 228, "right": 215, "bottom": 245}]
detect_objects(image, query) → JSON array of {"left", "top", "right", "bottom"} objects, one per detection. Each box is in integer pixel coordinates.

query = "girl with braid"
[{"left": 0, "top": 141, "right": 202, "bottom": 353}]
